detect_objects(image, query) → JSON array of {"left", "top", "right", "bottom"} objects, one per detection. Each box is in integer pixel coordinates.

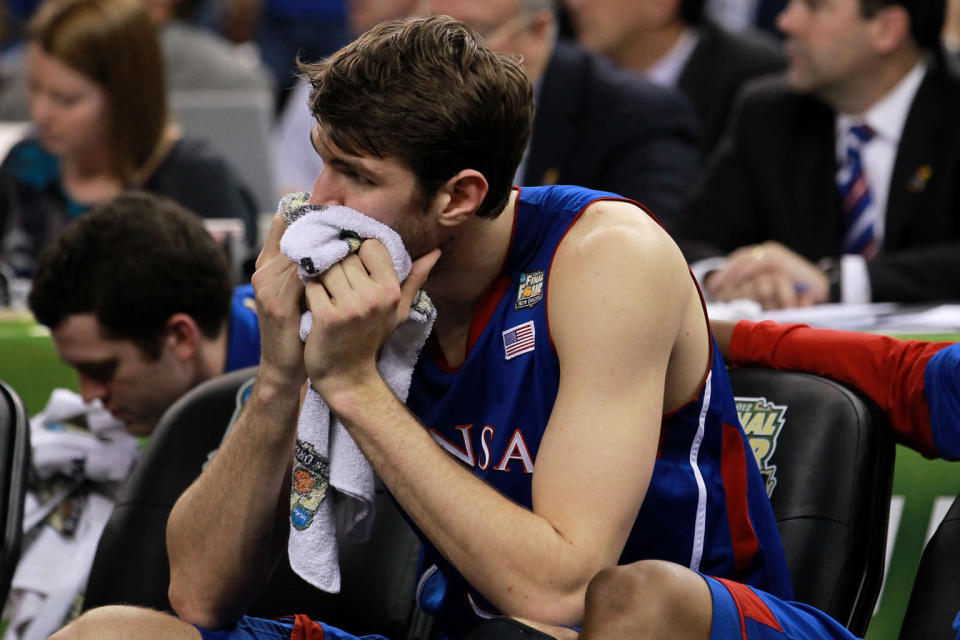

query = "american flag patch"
[{"left": 502, "top": 321, "right": 536, "bottom": 360}]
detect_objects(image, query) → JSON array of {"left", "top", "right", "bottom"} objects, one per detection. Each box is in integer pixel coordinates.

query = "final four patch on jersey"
[
  {"left": 503, "top": 321, "right": 536, "bottom": 360},
  {"left": 735, "top": 396, "right": 787, "bottom": 497},
  {"left": 515, "top": 270, "right": 545, "bottom": 310}
]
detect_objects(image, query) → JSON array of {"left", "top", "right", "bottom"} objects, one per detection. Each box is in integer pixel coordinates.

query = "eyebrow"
[
  {"left": 329, "top": 156, "right": 375, "bottom": 178},
  {"left": 70, "top": 358, "right": 118, "bottom": 380},
  {"left": 311, "top": 128, "right": 383, "bottom": 179}
]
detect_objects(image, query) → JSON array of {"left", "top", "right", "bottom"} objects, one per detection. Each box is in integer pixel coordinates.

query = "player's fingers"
[
  {"left": 319, "top": 262, "right": 352, "bottom": 304},
  {"left": 255, "top": 213, "right": 288, "bottom": 270},
  {"left": 357, "top": 240, "right": 398, "bottom": 286},
  {"left": 772, "top": 273, "right": 798, "bottom": 310},
  {"left": 338, "top": 252, "right": 372, "bottom": 290},
  {"left": 400, "top": 249, "right": 442, "bottom": 312},
  {"left": 303, "top": 278, "right": 333, "bottom": 314}
]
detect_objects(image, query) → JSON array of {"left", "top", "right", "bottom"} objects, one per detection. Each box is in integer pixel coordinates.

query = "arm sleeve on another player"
[
  {"left": 924, "top": 344, "right": 960, "bottom": 461},
  {"left": 729, "top": 319, "right": 953, "bottom": 459}
]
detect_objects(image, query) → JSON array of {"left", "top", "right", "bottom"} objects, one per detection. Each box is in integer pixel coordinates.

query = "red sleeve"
[{"left": 728, "top": 319, "right": 953, "bottom": 459}]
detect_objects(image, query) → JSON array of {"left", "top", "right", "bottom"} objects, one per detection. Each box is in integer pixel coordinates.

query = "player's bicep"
[{"left": 531, "top": 207, "right": 690, "bottom": 564}]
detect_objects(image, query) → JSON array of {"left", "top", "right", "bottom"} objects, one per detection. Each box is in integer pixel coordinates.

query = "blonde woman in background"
[{"left": 0, "top": 0, "right": 257, "bottom": 276}]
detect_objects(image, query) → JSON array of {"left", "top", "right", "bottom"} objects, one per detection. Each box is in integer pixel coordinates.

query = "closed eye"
[{"left": 75, "top": 360, "right": 118, "bottom": 384}]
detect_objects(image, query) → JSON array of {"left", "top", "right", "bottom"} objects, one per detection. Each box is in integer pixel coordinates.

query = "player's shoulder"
[
  {"left": 570, "top": 197, "right": 677, "bottom": 255},
  {"left": 552, "top": 197, "right": 690, "bottom": 301}
]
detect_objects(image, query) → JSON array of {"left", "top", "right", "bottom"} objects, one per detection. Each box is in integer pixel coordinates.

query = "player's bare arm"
[
  {"left": 302, "top": 200, "right": 704, "bottom": 626},
  {"left": 167, "top": 215, "right": 307, "bottom": 628}
]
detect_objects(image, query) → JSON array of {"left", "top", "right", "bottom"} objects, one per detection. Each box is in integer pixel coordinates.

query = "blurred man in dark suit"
[
  {"left": 677, "top": 0, "right": 960, "bottom": 308},
  {"left": 422, "top": 0, "right": 700, "bottom": 228},
  {"left": 565, "top": 0, "right": 785, "bottom": 158}
]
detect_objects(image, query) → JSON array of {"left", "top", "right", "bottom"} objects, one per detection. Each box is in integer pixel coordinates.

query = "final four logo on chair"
[
  {"left": 290, "top": 440, "right": 330, "bottom": 530},
  {"left": 515, "top": 270, "right": 544, "bottom": 310},
  {"left": 734, "top": 396, "right": 787, "bottom": 497}
]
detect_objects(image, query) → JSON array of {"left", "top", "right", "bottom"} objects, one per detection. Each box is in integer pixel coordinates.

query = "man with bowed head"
[{"left": 29, "top": 191, "right": 260, "bottom": 436}]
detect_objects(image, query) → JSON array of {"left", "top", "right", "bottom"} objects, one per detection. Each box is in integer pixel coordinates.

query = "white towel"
[
  {"left": 2, "top": 389, "right": 139, "bottom": 640},
  {"left": 279, "top": 192, "right": 436, "bottom": 593}
]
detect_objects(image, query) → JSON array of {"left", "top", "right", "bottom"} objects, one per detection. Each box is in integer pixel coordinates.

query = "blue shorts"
[
  {"left": 704, "top": 576, "right": 861, "bottom": 640},
  {"left": 194, "top": 615, "right": 388, "bottom": 640},
  {"left": 196, "top": 578, "right": 863, "bottom": 640}
]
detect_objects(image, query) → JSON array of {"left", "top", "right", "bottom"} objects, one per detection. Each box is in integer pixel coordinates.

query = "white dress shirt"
[{"left": 644, "top": 28, "right": 701, "bottom": 88}]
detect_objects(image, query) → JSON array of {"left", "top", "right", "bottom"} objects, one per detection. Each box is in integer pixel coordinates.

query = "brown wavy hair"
[
  {"left": 301, "top": 15, "right": 534, "bottom": 218},
  {"left": 28, "top": 0, "right": 168, "bottom": 183}
]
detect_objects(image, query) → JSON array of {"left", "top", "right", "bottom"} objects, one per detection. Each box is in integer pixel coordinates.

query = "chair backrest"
[
  {"left": 83, "top": 367, "right": 423, "bottom": 638},
  {"left": 0, "top": 380, "right": 30, "bottom": 607},
  {"left": 170, "top": 90, "right": 277, "bottom": 216},
  {"left": 728, "top": 367, "right": 896, "bottom": 636},
  {"left": 898, "top": 491, "right": 960, "bottom": 640}
]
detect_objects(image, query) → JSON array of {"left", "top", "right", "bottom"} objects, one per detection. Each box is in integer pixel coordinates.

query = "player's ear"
[
  {"left": 432, "top": 169, "right": 488, "bottom": 228},
  {"left": 164, "top": 313, "right": 201, "bottom": 362}
]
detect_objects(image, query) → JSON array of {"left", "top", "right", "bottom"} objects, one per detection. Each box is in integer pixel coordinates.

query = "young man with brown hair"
[
  {"left": 29, "top": 191, "right": 260, "bottom": 435},
  {"left": 52, "top": 15, "right": 848, "bottom": 640}
]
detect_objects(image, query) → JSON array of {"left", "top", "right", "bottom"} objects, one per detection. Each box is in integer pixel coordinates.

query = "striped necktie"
[{"left": 836, "top": 124, "right": 878, "bottom": 259}]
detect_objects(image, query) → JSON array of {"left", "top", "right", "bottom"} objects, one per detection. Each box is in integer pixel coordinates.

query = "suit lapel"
[
  {"left": 677, "top": 24, "right": 720, "bottom": 133},
  {"left": 885, "top": 65, "right": 941, "bottom": 248}
]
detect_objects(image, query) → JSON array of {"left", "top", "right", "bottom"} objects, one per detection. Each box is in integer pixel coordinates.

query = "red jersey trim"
[
  {"left": 720, "top": 422, "right": 761, "bottom": 575},
  {"left": 291, "top": 614, "right": 326, "bottom": 640},
  {"left": 716, "top": 577, "right": 784, "bottom": 635}
]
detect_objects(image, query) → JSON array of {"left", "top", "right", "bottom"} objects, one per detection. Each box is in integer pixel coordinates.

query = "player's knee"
[
  {"left": 50, "top": 605, "right": 160, "bottom": 640},
  {"left": 586, "top": 560, "right": 698, "bottom": 626}
]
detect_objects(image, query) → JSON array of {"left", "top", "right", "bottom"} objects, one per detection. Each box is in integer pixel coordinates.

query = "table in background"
[{"left": 0, "top": 310, "right": 76, "bottom": 414}]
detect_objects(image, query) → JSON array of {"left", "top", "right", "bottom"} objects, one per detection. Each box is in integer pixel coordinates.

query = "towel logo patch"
[
  {"left": 515, "top": 271, "right": 544, "bottom": 310},
  {"left": 734, "top": 396, "right": 788, "bottom": 498},
  {"left": 502, "top": 321, "right": 536, "bottom": 360},
  {"left": 290, "top": 440, "right": 330, "bottom": 530}
]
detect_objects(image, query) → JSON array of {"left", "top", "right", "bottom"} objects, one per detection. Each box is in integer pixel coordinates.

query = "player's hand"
[
  {"left": 303, "top": 240, "right": 441, "bottom": 400},
  {"left": 250, "top": 213, "right": 307, "bottom": 390},
  {"left": 706, "top": 242, "right": 828, "bottom": 309}
]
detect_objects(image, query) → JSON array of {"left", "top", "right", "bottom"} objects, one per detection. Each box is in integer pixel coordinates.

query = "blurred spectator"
[
  {"left": 272, "top": 0, "right": 419, "bottom": 195},
  {"left": 347, "top": 0, "right": 418, "bottom": 35},
  {"left": 678, "top": 0, "right": 960, "bottom": 307},
  {"left": 213, "top": 0, "right": 351, "bottom": 108},
  {"left": 419, "top": 0, "right": 700, "bottom": 227},
  {"left": 0, "top": 0, "right": 257, "bottom": 276},
  {"left": 705, "top": 0, "right": 789, "bottom": 38},
  {"left": 565, "top": 0, "right": 785, "bottom": 157},
  {"left": 145, "top": 0, "right": 275, "bottom": 103},
  {"left": 945, "top": 0, "right": 960, "bottom": 57},
  {"left": 0, "top": 0, "right": 275, "bottom": 119}
]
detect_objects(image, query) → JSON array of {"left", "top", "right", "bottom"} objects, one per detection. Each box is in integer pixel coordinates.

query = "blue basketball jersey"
[
  {"left": 406, "top": 185, "right": 791, "bottom": 636},
  {"left": 225, "top": 284, "right": 261, "bottom": 372},
  {"left": 926, "top": 343, "right": 960, "bottom": 460}
]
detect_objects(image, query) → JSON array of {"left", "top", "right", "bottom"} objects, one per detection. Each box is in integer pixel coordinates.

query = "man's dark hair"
[
  {"left": 301, "top": 15, "right": 535, "bottom": 219},
  {"left": 28, "top": 191, "right": 232, "bottom": 358},
  {"left": 861, "top": 0, "right": 944, "bottom": 51}
]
